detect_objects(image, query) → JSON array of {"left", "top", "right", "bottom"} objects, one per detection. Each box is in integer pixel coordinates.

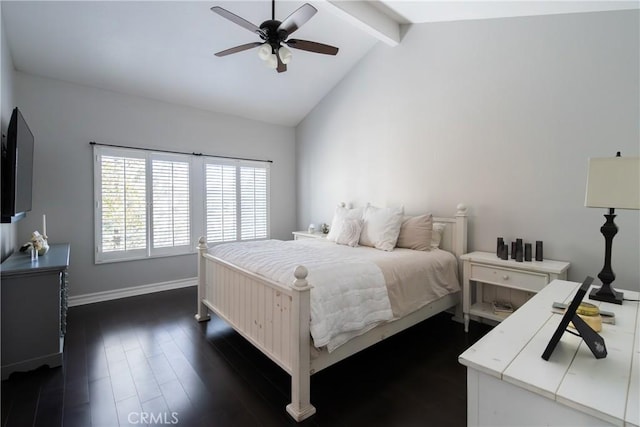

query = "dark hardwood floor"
[{"left": 2, "top": 287, "right": 491, "bottom": 427}]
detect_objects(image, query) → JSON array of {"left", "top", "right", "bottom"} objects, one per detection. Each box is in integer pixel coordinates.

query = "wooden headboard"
[
  {"left": 335, "top": 202, "right": 468, "bottom": 259},
  {"left": 433, "top": 203, "right": 468, "bottom": 260},
  {"left": 335, "top": 202, "right": 468, "bottom": 260}
]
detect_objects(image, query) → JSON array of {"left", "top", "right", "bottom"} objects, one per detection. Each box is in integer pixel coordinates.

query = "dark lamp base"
[{"left": 589, "top": 286, "right": 623, "bottom": 305}]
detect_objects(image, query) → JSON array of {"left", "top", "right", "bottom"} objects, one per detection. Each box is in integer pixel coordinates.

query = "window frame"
[
  {"left": 94, "top": 145, "right": 270, "bottom": 264},
  {"left": 149, "top": 152, "right": 193, "bottom": 257},
  {"left": 238, "top": 160, "right": 270, "bottom": 241},
  {"left": 203, "top": 157, "right": 271, "bottom": 245},
  {"left": 94, "top": 146, "right": 149, "bottom": 263}
]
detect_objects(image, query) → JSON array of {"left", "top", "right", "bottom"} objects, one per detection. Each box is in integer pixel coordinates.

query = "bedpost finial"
[
  {"left": 198, "top": 236, "right": 208, "bottom": 250},
  {"left": 293, "top": 265, "right": 309, "bottom": 288},
  {"left": 456, "top": 203, "right": 468, "bottom": 216},
  {"left": 294, "top": 265, "right": 308, "bottom": 280}
]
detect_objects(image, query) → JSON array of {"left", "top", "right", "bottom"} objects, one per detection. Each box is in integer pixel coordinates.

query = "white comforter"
[{"left": 209, "top": 239, "right": 393, "bottom": 351}]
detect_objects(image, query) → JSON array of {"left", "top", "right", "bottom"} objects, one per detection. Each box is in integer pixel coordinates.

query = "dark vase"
[
  {"left": 536, "top": 241, "right": 543, "bottom": 261},
  {"left": 500, "top": 244, "right": 508, "bottom": 260},
  {"left": 524, "top": 243, "right": 532, "bottom": 261}
]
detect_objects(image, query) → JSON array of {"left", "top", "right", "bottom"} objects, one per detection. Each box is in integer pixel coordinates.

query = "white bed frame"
[{"left": 195, "top": 204, "right": 468, "bottom": 421}]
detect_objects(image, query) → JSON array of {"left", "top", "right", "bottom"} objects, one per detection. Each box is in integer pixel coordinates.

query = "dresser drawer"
[{"left": 470, "top": 264, "right": 549, "bottom": 292}]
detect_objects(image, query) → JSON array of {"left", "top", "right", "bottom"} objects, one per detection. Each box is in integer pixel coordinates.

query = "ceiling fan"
[{"left": 211, "top": 0, "right": 339, "bottom": 73}]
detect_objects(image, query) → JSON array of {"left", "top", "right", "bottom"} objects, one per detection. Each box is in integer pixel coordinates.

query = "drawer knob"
[{"left": 502, "top": 274, "right": 509, "bottom": 280}]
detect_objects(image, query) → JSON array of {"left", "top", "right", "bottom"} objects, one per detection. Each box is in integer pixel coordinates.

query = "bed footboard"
[{"left": 195, "top": 237, "right": 316, "bottom": 421}]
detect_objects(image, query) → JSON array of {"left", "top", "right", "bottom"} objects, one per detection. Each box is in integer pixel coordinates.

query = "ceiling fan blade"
[
  {"left": 211, "top": 6, "right": 261, "bottom": 35},
  {"left": 278, "top": 3, "right": 317, "bottom": 36},
  {"left": 215, "top": 42, "right": 263, "bottom": 57},
  {"left": 277, "top": 53, "right": 287, "bottom": 73},
  {"left": 286, "top": 39, "right": 339, "bottom": 55}
]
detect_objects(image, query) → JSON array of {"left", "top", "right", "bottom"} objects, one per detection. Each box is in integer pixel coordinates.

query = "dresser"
[
  {"left": 1, "top": 243, "right": 70, "bottom": 379},
  {"left": 459, "top": 279, "right": 639, "bottom": 426}
]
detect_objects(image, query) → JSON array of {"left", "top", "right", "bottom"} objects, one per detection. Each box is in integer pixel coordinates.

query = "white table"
[
  {"left": 459, "top": 279, "right": 639, "bottom": 427},
  {"left": 292, "top": 231, "right": 327, "bottom": 240}
]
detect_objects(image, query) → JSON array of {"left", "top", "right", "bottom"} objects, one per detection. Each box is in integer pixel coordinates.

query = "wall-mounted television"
[{"left": 1, "top": 107, "right": 34, "bottom": 223}]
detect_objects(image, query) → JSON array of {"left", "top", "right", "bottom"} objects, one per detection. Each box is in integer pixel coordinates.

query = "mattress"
[{"left": 292, "top": 239, "right": 460, "bottom": 318}]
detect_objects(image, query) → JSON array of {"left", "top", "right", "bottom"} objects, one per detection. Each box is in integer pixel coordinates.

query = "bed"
[{"left": 195, "top": 204, "right": 468, "bottom": 421}]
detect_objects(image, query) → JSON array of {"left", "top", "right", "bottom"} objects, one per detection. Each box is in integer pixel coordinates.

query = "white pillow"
[
  {"left": 335, "top": 218, "right": 364, "bottom": 247},
  {"left": 326, "top": 206, "right": 363, "bottom": 242},
  {"left": 359, "top": 205, "right": 404, "bottom": 251},
  {"left": 431, "top": 223, "right": 446, "bottom": 249}
]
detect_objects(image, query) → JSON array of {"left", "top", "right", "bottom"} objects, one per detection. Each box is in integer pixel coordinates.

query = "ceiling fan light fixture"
[
  {"left": 278, "top": 45, "right": 292, "bottom": 65},
  {"left": 211, "top": 1, "right": 339, "bottom": 73},
  {"left": 265, "top": 53, "right": 278, "bottom": 69},
  {"left": 257, "top": 43, "right": 273, "bottom": 61}
]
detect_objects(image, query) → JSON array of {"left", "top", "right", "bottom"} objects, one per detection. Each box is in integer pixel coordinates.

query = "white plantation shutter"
[
  {"left": 205, "top": 163, "right": 237, "bottom": 242},
  {"left": 100, "top": 155, "right": 147, "bottom": 252},
  {"left": 240, "top": 166, "right": 268, "bottom": 240},
  {"left": 205, "top": 160, "right": 269, "bottom": 243},
  {"left": 151, "top": 158, "right": 191, "bottom": 251},
  {"left": 95, "top": 145, "right": 270, "bottom": 263}
]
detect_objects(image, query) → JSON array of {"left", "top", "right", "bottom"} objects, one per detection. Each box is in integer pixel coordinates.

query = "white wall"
[
  {"left": 0, "top": 7, "right": 18, "bottom": 262},
  {"left": 15, "top": 72, "right": 296, "bottom": 297},
  {"left": 297, "top": 10, "right": 640, "bottom": 290}
]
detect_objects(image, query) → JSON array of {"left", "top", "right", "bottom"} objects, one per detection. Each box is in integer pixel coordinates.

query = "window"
[
  {"left": 94, "top": 146, "right": 270, "bottom": 263},
  {"left": 239, "top": 166, "right": 268, "bottom": 240},
  {"left": 151, "top": 157, "right": 190, "bottom": 251},
  {"left": 97, "top": 150, "right": 147, "bottom": 260},
  {"left": 205, "top": 160, "right": 269, "bottom": 243}
]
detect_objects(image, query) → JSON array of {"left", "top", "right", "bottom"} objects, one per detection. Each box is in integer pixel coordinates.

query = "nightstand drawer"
[{"left": 470, "top": 264, "right": 549, "bottom": 292}]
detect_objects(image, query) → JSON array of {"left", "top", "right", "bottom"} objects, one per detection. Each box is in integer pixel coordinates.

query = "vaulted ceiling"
[{"left": 2, "top": 1, "right": 637, "bottom": 126}]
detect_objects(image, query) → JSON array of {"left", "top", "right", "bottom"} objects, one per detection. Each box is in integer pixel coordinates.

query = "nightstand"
[
  {"left": 460, "top": 251, "right": 570, "bottom": 332},
  {"left": 292, "top": 231, "right": 328, "bottom": 240}
]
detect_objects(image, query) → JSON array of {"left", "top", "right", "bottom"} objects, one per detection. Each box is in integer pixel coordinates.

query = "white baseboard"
[{"left": 68, "top": 277, "right": 197, "bottom": 307}]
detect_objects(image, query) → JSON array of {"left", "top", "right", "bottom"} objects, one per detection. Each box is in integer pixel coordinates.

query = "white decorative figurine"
[{"left": 20, "top": 230, "right": 49, "bottom": 256}]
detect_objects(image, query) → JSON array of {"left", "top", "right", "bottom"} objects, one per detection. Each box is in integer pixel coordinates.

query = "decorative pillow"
[
  {"left": 334, "top": 218, "right": 364, "bottom": 247},
  {"left": 359, "top": 205, "right": 404, "bottom": 251},
  {"left": 396, "top": 214, "right": 433, "bottom": 251},
  {"left": 326, "top": 206, "right": 363, "bottom": 242},
  {"left": 431, "top": 223, "right": 446, "bottom": 249}
]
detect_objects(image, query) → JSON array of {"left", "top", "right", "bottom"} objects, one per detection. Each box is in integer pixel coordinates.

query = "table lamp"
[{"left": 584, "top": 153, "right": 640, "bottom": 304}]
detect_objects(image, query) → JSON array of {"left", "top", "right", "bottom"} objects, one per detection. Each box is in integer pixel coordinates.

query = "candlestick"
[
  {"left": 500, "top": 244, "right": 509, "bottom": 260},
  {"left": 43, "top": 214, "right": 47, "bottom": 237},
  {"left": 525, "top": 243, "right": 532, "bottom": 261},
  {"left": 535, "top": 241, "right": 543, "bottom": 261}
]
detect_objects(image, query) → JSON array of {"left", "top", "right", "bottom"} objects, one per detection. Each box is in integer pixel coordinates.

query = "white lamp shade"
[
  {"left": 585, "top": 156, "right": 640, "bottom": 210},
  {"left": 258, "top": 44, "right": 272, "bottom": 61},
  {"left": 278, "top": 46, "right": 292, "bottom": 65},
  {"left": 265, "top": 53, "right": 278, "bottom": 69}
]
